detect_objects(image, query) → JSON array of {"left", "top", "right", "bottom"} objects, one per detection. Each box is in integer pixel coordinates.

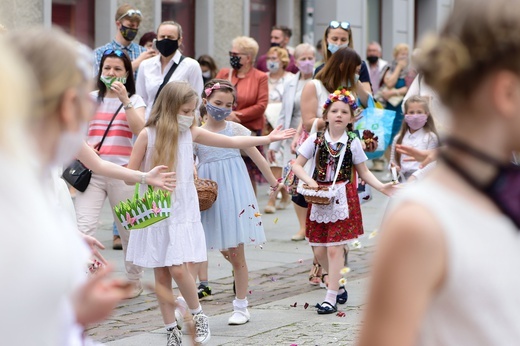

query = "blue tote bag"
[{"left": 354, "top": 96, "right": 396, "bottom": 160}]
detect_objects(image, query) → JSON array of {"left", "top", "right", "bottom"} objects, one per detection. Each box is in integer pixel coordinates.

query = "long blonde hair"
[
  {"left": 394, "top": 95, "right": 439, "bottom": 164},
  {"left": 145, "top": 81, "right": 198, "bottom": 171}
]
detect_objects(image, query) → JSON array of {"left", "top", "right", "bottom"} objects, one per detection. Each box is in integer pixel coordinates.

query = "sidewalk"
[{"left": 88, "top": 174, "right": 390, "bottom": 345}]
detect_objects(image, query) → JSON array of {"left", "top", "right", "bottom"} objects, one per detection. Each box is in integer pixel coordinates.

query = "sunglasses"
[
  {"left": 117, "top": 9, "right": 142, "bottom": 21},
  {"left": 103, "top": 49, "right": 125, "bottom": 58},
  {"left": 229, "top": 51, "right": 247, "bottom": 57},
  {"left": 329, "top": 21, "right": 350, "bottom": 30}
]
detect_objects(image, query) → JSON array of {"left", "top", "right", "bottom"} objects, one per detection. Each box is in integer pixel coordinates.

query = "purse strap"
[
  {"left": 153, "top": 55, "right": 185, "bottom": 105},
  {"left": 96, "top": 102, "right": 124, "bottom": 150},
  {"left": 331, "top": 144, "right": 347, "bottom": 189}
]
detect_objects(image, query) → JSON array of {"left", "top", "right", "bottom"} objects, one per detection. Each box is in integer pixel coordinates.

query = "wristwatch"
[{"left": 124, "top": 102, "right": 134, "bottom": 110}]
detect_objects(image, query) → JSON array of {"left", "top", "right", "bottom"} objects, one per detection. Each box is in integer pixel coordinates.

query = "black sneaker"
[{"left": 197, "top": 284, "right": 212, "bottom": 300}]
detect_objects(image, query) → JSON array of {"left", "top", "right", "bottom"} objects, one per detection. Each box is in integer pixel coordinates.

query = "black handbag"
[{"left": 62, "top": 103, "right": 124, "bottom": 192}]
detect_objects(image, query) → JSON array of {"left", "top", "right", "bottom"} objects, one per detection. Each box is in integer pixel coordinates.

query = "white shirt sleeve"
[
  {"left": 351, "top": 137, "right": 368, "bottom": 165},
  {"left": 297, "top": 133, "right": 318, "bottom": 159},
  {"left": 130, "top": 94, "right": 146, "bottom": 109},
  {"left": 135, "top": 62, "right": 148, "bottom": 110}
]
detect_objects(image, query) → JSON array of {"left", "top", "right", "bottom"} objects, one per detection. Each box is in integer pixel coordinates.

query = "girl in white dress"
[{"left": 126, "top": 81, "right": 295, "bottom": 346}]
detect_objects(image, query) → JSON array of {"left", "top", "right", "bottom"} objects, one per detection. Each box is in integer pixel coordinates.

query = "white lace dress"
[{"left": 126, "top": 127, "right": 207, "bottom": 267}]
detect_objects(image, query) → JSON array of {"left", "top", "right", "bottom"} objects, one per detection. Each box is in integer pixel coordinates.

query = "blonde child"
[
  {"left": 292, "top": 89, "right": 395, "bottom": 315},
  {"left": 389, "top": 95, "right": 439, "bottom": 181},
  {"left": 193, "top": 79, "right": 282, "bottom": 325},
  {"left": 126, "top": 81, "right": 294, "bottom": 345}
]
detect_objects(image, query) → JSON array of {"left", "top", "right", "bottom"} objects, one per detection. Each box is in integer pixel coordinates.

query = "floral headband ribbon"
[
  {"left": 323, "top": 88, "right": 361, "bottom": 116},
  {"left": 205, "top": 82, "right": 221, "bottom": 97}
]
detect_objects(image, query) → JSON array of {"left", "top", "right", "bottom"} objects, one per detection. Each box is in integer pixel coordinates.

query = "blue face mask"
[
  {"left": 206, "top": 101, "right": 232, "bottom": 121},
  {"left": 346, "top": 74, "right": 360, "bottom": 87},
  {"left": 328, "top": 42, "right": 349, "bottom": 54}
]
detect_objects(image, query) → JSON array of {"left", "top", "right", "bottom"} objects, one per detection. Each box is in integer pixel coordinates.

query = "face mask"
[
  {"left": 404, "top": 113, "right": 428, "bottom": 130},
  {"left": 327, "top": 42, "right": 348, "bottom": 54},
  {"left": 267, "top": 61, "right": 280, "bottom": 73},
  {"left": 297, "top": 59, "right": 315, "bottom": 75},
  {"left": 346, "top": 74, "right": 360, "bottom": 88},
  {"left": 367, "top": 56, "right": 379, "bottom": 64},
  {"left": 155, "top": 39, "right": 179, "bottom": 57},
  {"left": 177, "top": 114, "right": 194, "bottom": 132},
  {"left": 442, "top": 137, "right": 520, "bottom": 229},
  {"left": 201, "top": 70, "right": 211, "bottom": 79},
  {"left": 53, "top": 122, "right": 88, "bottom": 167},
  {"left": 120, "top": 25, "right": 138, "bottom": 41},
  {"left": 270, "top": 42, "right": 281, "bottom": 47},
  {"left": 230, "top": 55, "right": 243, "bottom": 70},
  {"left": 206, "top": 101, "right": 232, "bottom": 121},
  {"left": 100, "top": 75, "right": 127, "bottom": 89}
]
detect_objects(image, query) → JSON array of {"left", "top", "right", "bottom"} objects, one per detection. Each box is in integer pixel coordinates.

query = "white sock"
[
  {"left": 176, "top": 296, "right": 188, "bottom": 316},
  {"left": 189, "top": 304, "right": 203, "bottom": 315},
  {"left": 324, "top": 289, "right": 338, "bottom": 306},
  {"left": 233, "top": 297, "right": 248, "bottom": 312},
  {"left": 165, "top": 322, "right": 177, "bottom": 331}
]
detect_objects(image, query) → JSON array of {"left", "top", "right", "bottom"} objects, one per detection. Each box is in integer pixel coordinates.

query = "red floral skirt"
[{"left": 305, "top": 181, "right": 364, "bottom": 246}]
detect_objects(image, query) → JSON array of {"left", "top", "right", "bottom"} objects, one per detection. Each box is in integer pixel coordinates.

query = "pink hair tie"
[{"left": 204, "top": 82, "right": 221, "bottom": 97}]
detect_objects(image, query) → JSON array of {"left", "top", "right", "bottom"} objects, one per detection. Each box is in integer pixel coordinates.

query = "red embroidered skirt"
[{"left": 305, "top": 181, "right": 364, "bottom": 246}]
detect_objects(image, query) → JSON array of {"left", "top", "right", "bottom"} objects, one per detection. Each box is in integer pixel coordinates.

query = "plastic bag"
[{"left": 355, "top": 96, "right": 396, "bottom": 159}]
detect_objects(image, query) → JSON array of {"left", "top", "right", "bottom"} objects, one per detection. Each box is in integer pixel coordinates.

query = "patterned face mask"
[
  {"left": 206, "top": 101, "right": 232, "bottom": 121},
  {"left": 100, "top": 75, "right": 127, "bottom": 89}
]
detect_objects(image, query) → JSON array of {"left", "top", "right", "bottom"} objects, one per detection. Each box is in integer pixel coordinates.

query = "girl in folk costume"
[
  {"left": 292, "top": 89, "right": 395, "bottom": 315},
  {"left": 126, "top": 81, "right": 294, "bottom": 346}
]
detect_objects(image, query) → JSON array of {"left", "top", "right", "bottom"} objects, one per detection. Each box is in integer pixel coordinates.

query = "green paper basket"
[{"left": 114, "top": 184, "right": 171, "bottom": 230}]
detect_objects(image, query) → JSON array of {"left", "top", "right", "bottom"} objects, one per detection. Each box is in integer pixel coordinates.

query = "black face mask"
[
  {"left": 155, "top": 39, "right": 179, "bottom": 57},
  {"left": 366, "top": 55, "right": 379, "bottom": 64},
  {"left": 230, "top": 55, "right": 243, "bottom": 70},
  {"left": 270, "top": 42, "right": 281, "bottom": 47},
  {"left": 120, "top": 25, "right": 138, "bottom": 41},
  {"left": 442, "top": 137, "right": 520, "bottom": 229}
]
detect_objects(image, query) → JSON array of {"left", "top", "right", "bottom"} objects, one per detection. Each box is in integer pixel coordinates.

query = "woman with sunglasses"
[
  {"left": 314, "top": 21, "right": 372, "bottom": 93},
  {"left": 74, "top": 49, "right": 147, "bottom": 298}
]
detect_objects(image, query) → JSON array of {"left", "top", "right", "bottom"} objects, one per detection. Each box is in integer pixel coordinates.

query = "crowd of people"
[{"left": 2, "top": 0, "right": 520, "bottom": 345}]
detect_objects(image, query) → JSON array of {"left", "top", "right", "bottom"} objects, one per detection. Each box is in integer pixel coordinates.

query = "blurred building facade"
[{"left": 0, "top": 0, "right": 453, "bottom": 71}]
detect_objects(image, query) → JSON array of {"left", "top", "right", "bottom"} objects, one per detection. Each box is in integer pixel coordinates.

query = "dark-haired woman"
[{"left": 74, "top": 49, "right": 146, "bottom": 298}]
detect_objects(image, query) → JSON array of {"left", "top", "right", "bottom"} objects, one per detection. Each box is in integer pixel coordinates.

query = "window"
[
  {"left": 250, "top": 0, "right": 277, "bottom": 57},
  {"left": 162, "top": 0, "right": 196, "bottom": 58},
  {"left": 52, "top": 0, "right": 95, "bottom": 47}
]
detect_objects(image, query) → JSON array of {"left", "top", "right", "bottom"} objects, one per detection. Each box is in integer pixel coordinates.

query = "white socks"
[
  {"left": 233, "top": 297, "right": 249, "bottom": 312},
  {"left": 324, "top": 289, "right": 338, "bottom": 306}
]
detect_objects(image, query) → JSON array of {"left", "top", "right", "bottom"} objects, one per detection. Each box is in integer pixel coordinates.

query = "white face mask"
[
  {"left": 53, "top": 122, "right": 88, "bottom": 167},
  {"left": 201, "top": 70, "right": 211, "bottom": 78},
  {"left": 178, "top": 114, "right": 194, "bottom": 132}
]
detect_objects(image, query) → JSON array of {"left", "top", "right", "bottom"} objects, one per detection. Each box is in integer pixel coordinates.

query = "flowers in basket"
[{"left": 114, "top": 184, "right": 171, "bottom": 230}]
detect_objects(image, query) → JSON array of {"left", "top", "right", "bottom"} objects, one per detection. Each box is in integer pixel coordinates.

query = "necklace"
[{"left": 324, "top": 140, "right": 343, "bottom": 158}]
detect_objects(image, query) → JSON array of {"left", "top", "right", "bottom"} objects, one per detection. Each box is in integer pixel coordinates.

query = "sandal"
[
  {"left": 337, "top": 286, "right": 348, "bottom": 304},
  {"left": 320, "top": 273, "right": 329, "bottom": 289},
  {"left": 308, "top": 263, "right": 322, "bottom": 286},
  {"left": 316, "top": 301, "right": 337, "bottom": 315}
]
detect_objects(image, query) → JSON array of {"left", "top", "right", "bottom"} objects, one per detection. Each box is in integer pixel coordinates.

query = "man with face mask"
[
  {"left": 93, "top": 4, "right": 156, "bottom": 78},
  {"left": 256, "top": 25, "right": 299, "bottom": 74},
  {"left": 366, "top": 41, "right": 388, "bottom": 95}
]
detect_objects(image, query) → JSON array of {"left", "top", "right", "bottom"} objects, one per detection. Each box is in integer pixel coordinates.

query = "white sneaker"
[
  {"left": 228, "top": 309, "right": 250, "bottom": 325},
  {"left": 167, "top": 327, "right": 182, "bottom": 346},
  {"left": 193, "top": 313, "right": 211, "bottom": 344},
  {"left": 175, "top": 309, "right": 184, "bottom": 331}
]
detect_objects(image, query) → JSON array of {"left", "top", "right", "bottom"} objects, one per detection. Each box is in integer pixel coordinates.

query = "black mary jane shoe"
[
  {"left": 316, "top": 301, "right": 338, "bottom": 315},
  {"left": 337, "top": 287, "right": 348, "bottom": 305}
]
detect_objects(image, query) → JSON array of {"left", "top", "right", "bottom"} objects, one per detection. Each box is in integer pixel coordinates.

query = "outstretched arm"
[
  {"left": 244, "top": 146, "right": 280, "bottom": 190},
  {"left": 191, "top": 125, "right": 296, "bottom": 149},
  {"left": 355, "top": 162, "right": 396, "bottom": 196}
]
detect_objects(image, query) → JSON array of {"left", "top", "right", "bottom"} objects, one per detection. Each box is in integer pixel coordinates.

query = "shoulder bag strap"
[
  {"left": 95, "top": 103, "right": 124, "bottom": 150},
  {"left": 153, "top": 55, "right": 185, "bottom": 105}
]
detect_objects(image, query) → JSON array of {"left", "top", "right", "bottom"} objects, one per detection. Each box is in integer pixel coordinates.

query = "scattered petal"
[
  {"left": 339, "top": 277, "right": 347, "bottom": 286},
  {"left": 238, "top": 209, "right": 245, "bottom": 217},
  {"left": 298, "top": 259, "right": 303, "bottom": 263},
  {"left": 270, "top": 276, "right": 276, "bottom": 281},
  {"left": 259, "top": 245, "right": 263, "bottom": 249},
  {"left": 251, "top": 204, "right": 256, "bottom": 209},
  {"left": 257, "top": 221, "right": 262, "bottom": 226},
  {"left": 254, "top": 212, "right": 262, "bottom": 217},
  {"left": 290, "top": 302, "right": 297, "bottom": 307},
  {"left": 304, "top": 302, "right": 309, "bottom": 309},
  {"left": 250, "top": 238, "right": 256, "bottom": 242},
  {"left": 249, "top": 290, "right": 252, "bottom": 294},
  {"left": 336, "top": 311, "right": 346, "bottom": 317},
  {"left": 340, "top": 267, "right": 351, "bottom": 275},
  {"left": 352, "top": 240, "right": 362, "bottom": 249},
  {"left": 273, "top": 217, "right": 279, "bottom": 224},
  {"left": 369, "top": 229, "right": 379, "bottom": 239}
]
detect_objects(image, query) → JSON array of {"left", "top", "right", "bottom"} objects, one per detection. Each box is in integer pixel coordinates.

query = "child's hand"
[
  {"left": 267, "top": 149, "right": 277, "bottom": 163},
  {"left": 228, "top": 111, "right": 242, "bottom": 123},
  {"left": 268, "top": 125, "right": 297, "bottom": 142},
  {"left": 290, "top": 137, "right": 299, "bottom": 154},
  {"left": 81, "top": 234, "right": 107, "bottom": 265},
  {"left": 146, "top": 166, "right": 176, "bottom": 191},
  {"left": 306, "top": 179, "right": 319, "bottom": 188},
  {"left": 380, "top": 182, "right": 398, "bottom": 197},
  {"left": 269, "top": 182, "right": 284, "bottom": 198}
]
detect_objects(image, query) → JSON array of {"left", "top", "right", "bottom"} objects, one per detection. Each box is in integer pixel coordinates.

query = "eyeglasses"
[
  {"left": 117, "top": 9, "right": 142, "bottom": 21},
  {"left": 329, "top": 21, "right": 350, "bottom": 30},
  {"left": 103, "top": 49, "right": 125, "bottom": 58},
  {"left": 229, "top": 51, "right": 247, "bottom": 57}
]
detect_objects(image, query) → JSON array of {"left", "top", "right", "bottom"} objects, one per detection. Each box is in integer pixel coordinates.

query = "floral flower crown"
[{"left": 323, "top": 88, "right": 360, "bottom": 115}]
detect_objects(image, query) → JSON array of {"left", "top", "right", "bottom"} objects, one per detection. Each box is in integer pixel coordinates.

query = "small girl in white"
[
  {"left": 390, "top": 95, "right": 439, "bottom": 181},
  {"left": 126, "top": 81, "right": 294, "bottom": 346}
]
